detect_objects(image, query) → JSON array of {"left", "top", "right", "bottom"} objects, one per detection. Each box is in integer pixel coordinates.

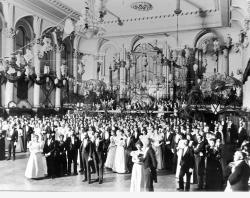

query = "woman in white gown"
[
  {"left": 130, "top": 141, "right": 145, "bottom": 192},
  {"left": 113, "top": 130, "right": 127, "bottom": 173},
  {"left": 25, "top": 134, "right": 46, "bottom": 179},
  {"left": 105, "top": 130, "right": 117, "bottom": 169},
  {"left": 175, "top": 134, "right": 186, "bottom": 178}
]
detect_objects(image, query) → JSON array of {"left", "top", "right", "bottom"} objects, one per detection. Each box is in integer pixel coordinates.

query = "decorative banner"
[{"left": 211, "top": 104, "right": 220, "bottom": 115}]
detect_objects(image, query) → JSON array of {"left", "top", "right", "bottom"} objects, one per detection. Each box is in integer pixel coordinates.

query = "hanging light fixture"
[{"left": 75, "top": 0, "right": 106, "bottom": 38}]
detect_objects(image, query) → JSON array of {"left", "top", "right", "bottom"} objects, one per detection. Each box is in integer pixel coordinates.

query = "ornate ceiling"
[
  {"left": 50, "top": 0, "right": 224, "bottom": 37},
  {"left": 58, "top": 0, "right": 218, "bottom": 22}
]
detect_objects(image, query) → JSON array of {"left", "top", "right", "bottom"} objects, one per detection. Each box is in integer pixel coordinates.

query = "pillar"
[
  {"left": 153, "top": 57, "right": 157, "bottom": 83},
  {"left": 109, "top": 66, "right": 113, "bottom": 89},
  {"left": 223, "top": 48, "right": 229, "bottom": 76},
  {"left": 166, "top": 65, "right": 169, "bottom": 98},
  {"left": 3, "top": 1, "right": 15, "bottom": 108},
  {"left": 73, "top": 49, "right": 78, "bottom": 94},
  {"left": 120, "top": 63, "right": 126, "bottom": 96},
  {"left": 243, "top": 76, "right": 250, "bottom": 110},
  {"left": 33, "top": 16, "right": 43, "bottom": 109},
  {"left": 55, "top": 45, "right": 62, "bottom": 108},
  {"left": 33, "top": 43, "right": 41, "bottom": 108}
]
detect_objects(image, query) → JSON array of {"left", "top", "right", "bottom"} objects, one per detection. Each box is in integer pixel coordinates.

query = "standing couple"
[
  {"left": 130, "top": 137, "right": 157, "bottom": 192},
  {"left": 81, "top": 132, "right": 105, "bottom": 184}
]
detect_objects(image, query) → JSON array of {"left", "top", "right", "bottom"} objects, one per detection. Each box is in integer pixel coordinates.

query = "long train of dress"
[{"left": 25, "top": 141, "right": 46, "bottom": 179}]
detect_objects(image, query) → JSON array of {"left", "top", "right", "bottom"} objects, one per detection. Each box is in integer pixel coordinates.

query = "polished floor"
[{"left": 0, "top": 152, "right": 198, "bottom": 192}]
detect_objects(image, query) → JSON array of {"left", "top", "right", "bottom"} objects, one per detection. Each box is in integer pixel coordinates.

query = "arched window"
[
  {"left": 62, "top": 37, "right": 73, "bottom": 77},
  {"left": 15, "top": 26, "right": 27, "bottom": 54}
]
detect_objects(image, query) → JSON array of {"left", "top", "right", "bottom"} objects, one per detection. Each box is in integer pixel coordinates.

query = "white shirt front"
[{"left": 143, "top": 147, "right": 149, "bottom": 158}]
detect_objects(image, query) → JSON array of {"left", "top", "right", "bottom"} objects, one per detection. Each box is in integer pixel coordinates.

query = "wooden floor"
[{"left": 0, "top": 152, "right": 198, "bottom": 192}]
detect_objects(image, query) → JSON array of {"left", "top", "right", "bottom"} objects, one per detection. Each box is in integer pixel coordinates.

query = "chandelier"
[{"left": 75, "top": 0, "right": 107, "bottom": 38}]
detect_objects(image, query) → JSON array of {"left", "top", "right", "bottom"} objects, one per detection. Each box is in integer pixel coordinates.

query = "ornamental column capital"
[{"left": 5, "top": 27, "right": 15, "bottom": 39}]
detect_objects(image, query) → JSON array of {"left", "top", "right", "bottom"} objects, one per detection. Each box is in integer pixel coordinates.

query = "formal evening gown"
[
  {"left": 130, "top": 150, "right": 145, "bottom": 192},
  {"left": 16, "top": 129, "right": 24, "bottom": 152},
  {"left": 25, "top": 141, "right": 46, "bottom": 179},
  {"left": 153, "top": 133, "right": 164, "bottom": 170},
  {"left": 113, "top": 136, "right": 127, "bottom": 173},
  {"left": 105, "top": 136, "right": 117, "bottom": 169},
  {"left": 176, "top": 139, "right": 185, "bottom": 178}
]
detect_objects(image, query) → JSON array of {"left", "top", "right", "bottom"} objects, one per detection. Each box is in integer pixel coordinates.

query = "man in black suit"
[
  {"left": 55, "top": 134, "right": 67, "bottom": 176},
  {"left": 143, "top": 137, "right": 157, "bottom": 192},
  {"left": 237, "top": 122, "right": 248, "bottom": 148},
  {"left": 92, "top": 134, "right": 105, "bottom": 184},
  {"left": 6, "top": 125, "right": 18, "bottom": 160},
  {"left": 177, "top": 139, "right": 195, "bottom": 191},
  {"left": 126, "top": 131, "right": 136, "bottom": 173},
  {"left": 164, "top": 126, "right": 175, "bottom": 170},
  {"left": 193, "top": 135, "right": 206, "bottom": 190},
  {"left": 43, "top": 133, "right": 56, "bottom": 178},
  {"left": 228, "top": 151, "right": 250, "bottom": 191},
  {"left": 81, "top": 132, "right": 93, "bottom": 184},
  {"left": 23, "top": 121, "right": 33, "bottom": 152},
  {"left": 66, "top": 133, "right": 80, "bottom": 175}
]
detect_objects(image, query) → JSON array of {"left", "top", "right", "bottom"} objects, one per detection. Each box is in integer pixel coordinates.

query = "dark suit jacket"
[
  {"left": 81, "top": 139, "right": 93, "bottom": 159},
  {"left": 229, "top": 160, "right": 250, "bottom": 191},
  {"left": 43, "top": 139, "right": 56, "bottom": 157},
  {"left": 193, "top": 140, "right": 206, "bottom": 174},
  {"left": 66, "top": 137, "right": 80, "bottom": 156},
  {"left": 93, "top": 139, "right": 105, "bottom": 164},
  {"left": 164, "top": 132, "right": 175, "bottom": 150},
  {"left": 180, "top": 147, "right": 195, "bottom": 170},
  {"left": 144, "top": 146, "right": 157, "bottom": 182},
  {"left": 6, "top": 129, "right": 18, "bottom": 142},
  {"left": 23, "top": 125, "right": 33, "bottom": 142},
  {"left": 126, "top": 136, "right": 136, "bottom": 151},
  {"left": 237, "top": 128, "right": 248, "bottom": 146}
]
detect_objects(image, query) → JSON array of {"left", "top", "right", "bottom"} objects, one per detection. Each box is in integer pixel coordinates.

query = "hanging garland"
[
  {"left": 5, "top": 71, "right": 25, "bottom": 83},
  {"left": 54, "top": 78, "right": 64, "bottom": 88},
  {"left": 30, "top": 73, "right": 55, "bottom": 86},
  {"left": 0, "top": 72, "right": 6, "bottom": 85}
]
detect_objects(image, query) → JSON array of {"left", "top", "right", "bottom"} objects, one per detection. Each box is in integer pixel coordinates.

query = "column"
[
  {"left": 73, "top": 49, "right": 78, "bottom": 94},
  {"left": 166, "top": 65, "right": 169, "bottom": 98},
  {"left": 120, "top": 63, "right": 126, "bottom": 96},
  {"left": 55, "top": 45, "right": 62, "bottom": 108},
  {"left": 109, "top": 66, "right": 113, "bottom": 89},
  {"left": 153, "top": 57, "right": 157, "bottom": 82},
  {"left": 4, "top": 29, "right": 15, "bottom": 108},
  {"left": 133, "top": 56, "right": 137, "bottom": 83},
  {"left": 33, "top": 16, "right": 43, "bottom": 108},
  {"left": 33, "top": 42, "right": 42, "bottom": 108},
  {"left": 223, "top": 48, "right": 229, "bottom": 76},
  {"left": 3, "top": 1, "right": 15, "bottom": 108},
  {"left": 243, "top": 76, "right": 250, "bottom": 109}
]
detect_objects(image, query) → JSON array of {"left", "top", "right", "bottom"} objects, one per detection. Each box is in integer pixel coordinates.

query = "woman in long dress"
[
  {"left": 25, "top": 134, "right": 46, "bottom": 179},
  {"left": 105, "top": 130, "right": 117, "bottom": 169},
  {"left": 130, "top": 141, "right": 145, "bottom": 192},
  {"left": 152, "top": 129, "right": 164, "bottom": 170},
  {"left": 16, "top": 126, "right": 24, "bottom": 152},
  {"left": 175, "top": 133, "right": 186, "bottom": 178},
  {"left": 113, "top": 130, "right": 127, "bottom": 173}
]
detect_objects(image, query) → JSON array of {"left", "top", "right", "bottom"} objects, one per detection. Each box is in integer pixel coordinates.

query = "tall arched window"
[{"left": 16, "top": 26, "right": 27, "bottom": 54}]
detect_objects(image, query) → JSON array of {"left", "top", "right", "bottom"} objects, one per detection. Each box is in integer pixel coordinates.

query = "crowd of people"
[
  {"left": 91, "top": 99, "right": 179, "bottom": 112},
  {"left": 1, "top": 111, "right": 250, "bottom": 192}
]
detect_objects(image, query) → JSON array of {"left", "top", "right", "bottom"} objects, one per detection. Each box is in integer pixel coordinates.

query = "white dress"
[
  {"left": 130, "top": 150, "right": 145, "bottom": 192},
  {"left": 25, "top": 141, "right": 46, "bottom": 179},
  {"left": 113, "top": 136, "right": 127, "bottom": 173},
  {"left": 176, "top": 139, "right": 185, "bottom": 178}
]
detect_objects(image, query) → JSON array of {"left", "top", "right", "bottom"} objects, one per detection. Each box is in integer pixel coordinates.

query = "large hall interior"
[{"left": 0, "top": 0, "right": 250, "bottom": 192}]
